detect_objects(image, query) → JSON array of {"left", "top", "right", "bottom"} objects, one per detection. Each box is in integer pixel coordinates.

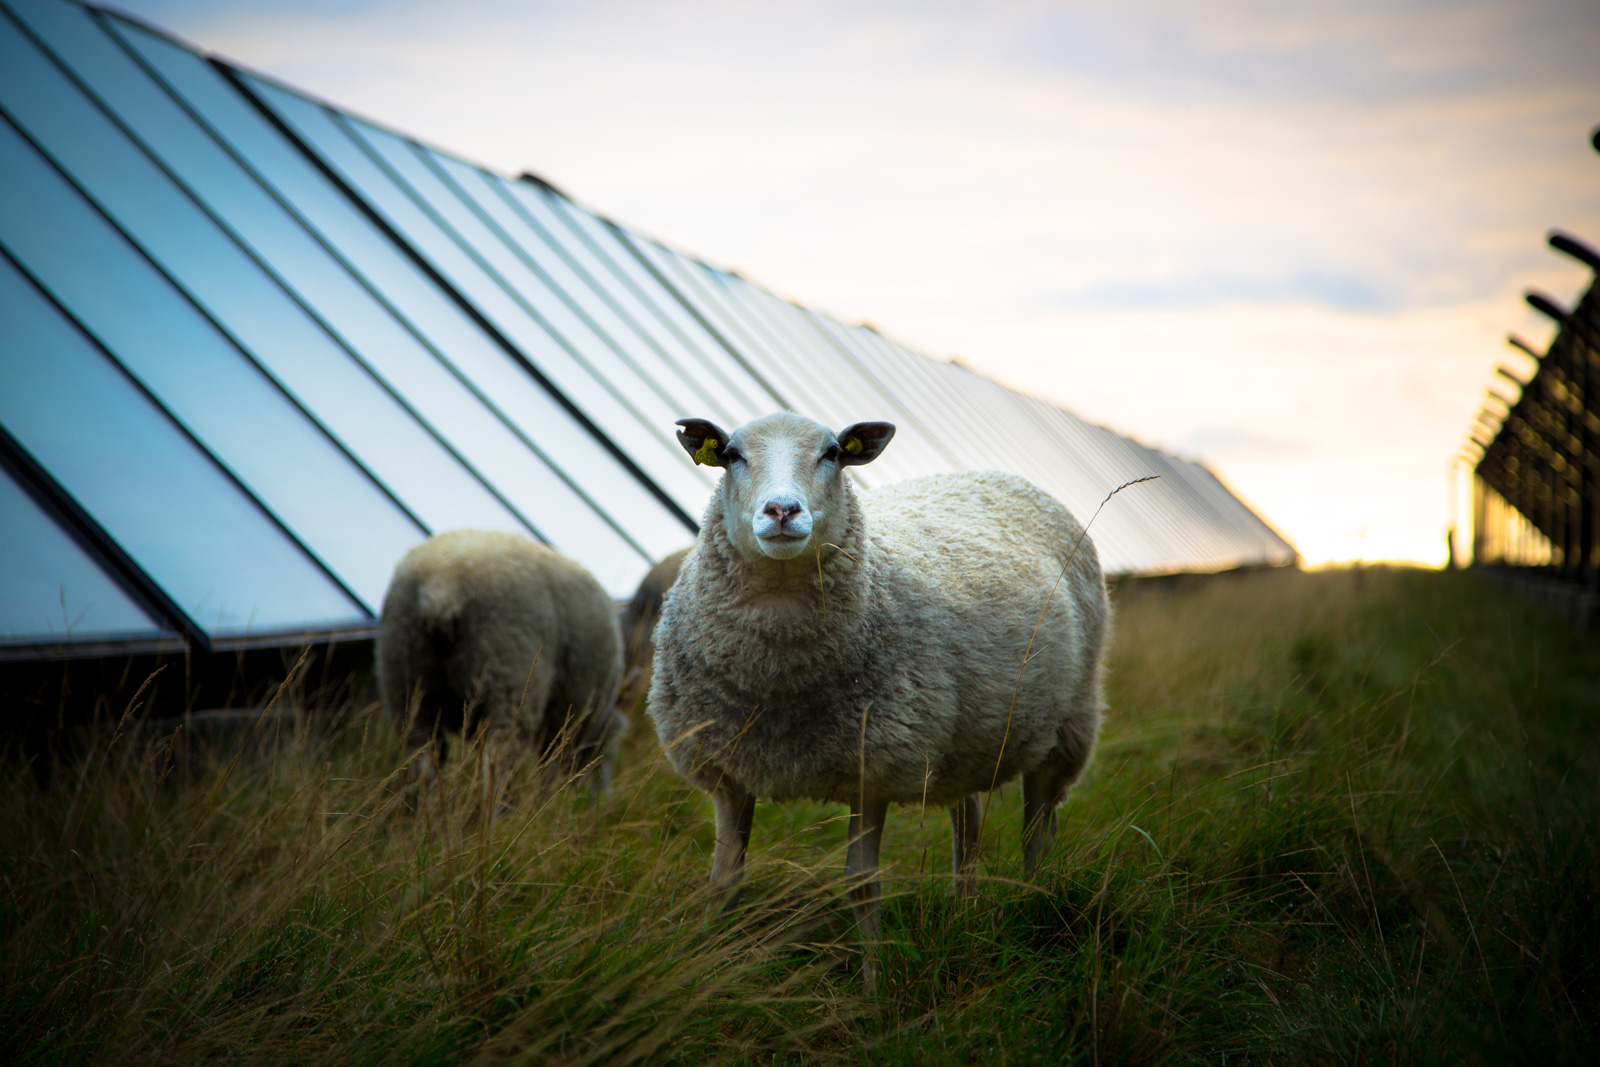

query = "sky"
[{"left": 112, "top": 0, "right": 1600, "bottom": 566}]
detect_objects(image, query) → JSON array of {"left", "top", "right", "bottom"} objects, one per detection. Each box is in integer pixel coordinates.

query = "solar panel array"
[{"left": 0, "top": 0, "right": 1296, "bottom": 657}]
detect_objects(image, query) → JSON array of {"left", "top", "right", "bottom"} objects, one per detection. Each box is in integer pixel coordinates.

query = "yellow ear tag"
[
  {"left": 844, "top": 436, "right": 864, "bottom": 455},
  {"left": 693, "top": 438, "right": 721, "bottom": 466}
]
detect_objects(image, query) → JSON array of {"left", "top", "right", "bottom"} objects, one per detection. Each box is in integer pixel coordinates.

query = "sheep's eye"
[
  {"left": 721, "top": 447, "right": 744, "bottom": 466},
  {"left": 820, "top": 445, "right": 841, "bottom": 465}
]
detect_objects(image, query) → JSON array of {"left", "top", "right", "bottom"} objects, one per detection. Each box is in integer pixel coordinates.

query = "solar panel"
[
  {"left": 0, "top": 459, "right": 169, "bottom": 648},
  {"left": 0, "top": 0, "right": 1296, "bottom": 659}
]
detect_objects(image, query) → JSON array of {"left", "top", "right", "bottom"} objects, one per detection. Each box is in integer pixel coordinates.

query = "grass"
[{"left": 2, "top": 565, "right": 1598, "bottom": 1064}]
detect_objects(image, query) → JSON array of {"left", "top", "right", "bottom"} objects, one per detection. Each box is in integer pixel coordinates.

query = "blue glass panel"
[
  {"left": 504, "top": 181, "right": 780, "bottom": 421},
  {"left": 234, "top": 78, "right": 697, "bottom": 573},
  {"left": 0, "top": 18, "right": 419, "bottom": 611},
  {"left": 541, "top": 193, "right": 789, "bottom": 413},
  {"left": 0, "top": 253, "right": 366, "bottom": 635},
  {"left": 0, "top": 461, "right": 165, "bottom": 643},
  {"left": 335, "top": 117, "right": 712, "bottom": 510},
  {"left": 284, "top": 101, "right": 708, "bottom": 516},
  {"left": 105, "top": 22, "right": 669, "bottom": 589},
  {"left": 3, "top": 0, "right": 538, "bottom": 548},
  {"left": 625, "top": 239, "right": 915, "bottom": 482},
  {"left": 629, "top": 238, "right": 838, "bottom": 420},
  {"left": 439, "top": 159, "right": 755, "bottom": 426},
  {"left": 639, "top": 241, "right": 841, "bottom": 422}
]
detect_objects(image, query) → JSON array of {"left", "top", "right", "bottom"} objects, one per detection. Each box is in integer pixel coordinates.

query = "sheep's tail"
[{"left": 415, "top": 573, "right": 467, "bottom": 637}]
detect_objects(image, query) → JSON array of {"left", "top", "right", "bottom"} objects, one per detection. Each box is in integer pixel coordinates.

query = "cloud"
[{"left": 1178, "top": 428, "right": 1315, "bottom": 461}]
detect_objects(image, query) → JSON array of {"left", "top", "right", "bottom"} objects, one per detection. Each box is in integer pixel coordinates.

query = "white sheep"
[
  {"left": 648, "top": 412, "right": 1109, "bottom": 976},
  {"left": 378, "top": 529, "right": 626, "bottom": 797}
]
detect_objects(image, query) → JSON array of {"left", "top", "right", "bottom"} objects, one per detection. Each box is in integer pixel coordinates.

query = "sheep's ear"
[
  {"left": 675, "top": 418, "right": 731, "bottom": 467},
  {"left": 836, "top": 422, "right": 895, "bottom": 466}
]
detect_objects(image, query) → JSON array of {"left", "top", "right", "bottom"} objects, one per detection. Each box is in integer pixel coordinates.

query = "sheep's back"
[
  {"left": 379, "top": 531, "right": 620, "bottom": 732},
  {"left": 863, "top": 471, "right": 1099, "bottom": 627}
]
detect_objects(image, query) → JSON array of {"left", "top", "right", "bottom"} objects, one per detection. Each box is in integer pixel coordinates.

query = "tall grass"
[{"left": 2, "top": 566, "right": 1597, "bottom": 1064}]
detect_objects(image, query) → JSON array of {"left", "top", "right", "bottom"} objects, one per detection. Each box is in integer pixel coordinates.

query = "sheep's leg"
[
  {"left": 480, "top": 732, "right": 513, "bottom": 828},
  {"left": 1023, "top": 731, "right": 1094, "bottom": 873},
  {"left": 846, "top": 797, "right": 890, "bottom": 993},
  {"left": 410, "top": 735, "right": 444, "bottom": 786},
  {"left": 402, "top": 685, "right": 446, "bottom": 786},
  {"left": 1022, "top": 769, "right": 1062, "bottom": 874},
  {"left": 948, "top": 794, "right": 981, "bottom": 897},
  {"left": 594, "top": 745, "right": 618, "bottom": 794},
  {"left": 405, "top": 721, "right": 447, "bottom": 792},
  {"left": 709, "top": 784, "right": 755, "bottom": 908}
]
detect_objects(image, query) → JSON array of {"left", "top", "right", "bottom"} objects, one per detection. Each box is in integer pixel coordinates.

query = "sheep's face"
[{"left": 676, "top": 413, "right": 894, "bottom": 562}]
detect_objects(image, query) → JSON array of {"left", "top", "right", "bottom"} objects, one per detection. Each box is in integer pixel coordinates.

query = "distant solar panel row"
[{"left": 0, "top": 0, "right": 1295, "bottom": 656}]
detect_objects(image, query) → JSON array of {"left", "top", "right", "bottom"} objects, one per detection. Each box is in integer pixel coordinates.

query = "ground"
[{"left": 2, "top": 566, "right": 1597, "bottom": 1065}]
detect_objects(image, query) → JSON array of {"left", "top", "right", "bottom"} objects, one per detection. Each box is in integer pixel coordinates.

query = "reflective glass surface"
[
  {"left": 1007, "top": 395, "right": 1190, "bottom": 571},
  {"left": 719, "top": 284, "right": 951, "bottom": 484},
  {"left": 1117, "top": 440, "right": 1245, "bottom": 560},
  {"left": 506, "top": 181, "right": 780, "bottom": 421},
  {"left": 465, "top": 170, "right": 760, "bottom": 426},
  {"left": 1084, "top": 417, "right": 1233, "bottom": 565},
  {"left": 107, "top": 24, "right": 670, "bottom": 588},
  {"left": 7, "top": 0, "right": 534, "bottom": 547},
  {"left": 948, "top": 362, "right": 1160, "bottom": 573},
  {"left": 282, "top": 98, "right": 710, "bottom": 513},
  {"left": 547, "top": 197, "right": 790, "bottom": 412},
  {"left": 651, "top": 247, "right": 821, "bottom": 404},
  {"left": 0, "top": 459, "right": 165, "bottom": 642},
  {"left": 725, "top": 279, "right": 906, "bottom": 419},
  {"left": 626, "top": 239, "right": 850, "bottom": 429},
  {"left": 0, "top": 252, "right": 367, "bottom": 634},
  {"left": 0, "top": 18, "right": 422, "bottom": 611},
  {"left": 362, "top": 132, "right": 685, "bottom": 428},
  {"left": 629, "top": 241, "right": 926, "bottom": 484},
  {"left": 838, "top": 338, "right": 1144, "bottom": 572},
  {"left": 812, "top": 319, "right": 967, "bottom": 470},
  {"left": 242, "top": 80, "right": 699, "bottom": 555},
  {"left": 10, "top": 1, "right": 1293, "bottom": 584}
]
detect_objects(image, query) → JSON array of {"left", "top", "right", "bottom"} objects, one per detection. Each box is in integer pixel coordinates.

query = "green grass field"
[{"left": 3, "top": 566, "right": 1597, "bottom": 1065}]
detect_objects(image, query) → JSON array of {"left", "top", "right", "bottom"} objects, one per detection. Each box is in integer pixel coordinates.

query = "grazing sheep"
[
  {"left": 617, "top": 547, "right": 691, "bottom": 717},
  {"left": 649, "top": 412, "right": 1108, "bottom": 977},
  {"left": 378, "top": 530, "right": 626, "bottom": 798}
]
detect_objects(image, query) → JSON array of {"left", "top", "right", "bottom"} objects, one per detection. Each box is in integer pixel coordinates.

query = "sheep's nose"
[{"left": 763, "top": 500, "right": 802, "bottom": 523}]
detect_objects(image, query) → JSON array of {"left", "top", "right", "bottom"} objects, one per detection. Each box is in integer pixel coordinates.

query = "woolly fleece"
[
  {"left": 378, "top": 530, "right": 625, "bottom": 778},
  {"left": 650, "top": 448, "right": 1108, "bottom": 810}
]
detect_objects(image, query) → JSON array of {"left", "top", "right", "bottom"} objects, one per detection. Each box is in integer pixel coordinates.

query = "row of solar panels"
[{"left": 0, "top": 0, "right": 1296, "bottom": 656}]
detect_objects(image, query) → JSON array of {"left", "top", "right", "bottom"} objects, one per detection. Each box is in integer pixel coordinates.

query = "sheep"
[
  {"left": 648, "top": 412, "right": 1109, "bottom": 980},
  {"left": 378, "top": 529, "right": 626, "bottom": 800},
  {"left": 616, "top": 546, "right": 691, "bottom": 717}
]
